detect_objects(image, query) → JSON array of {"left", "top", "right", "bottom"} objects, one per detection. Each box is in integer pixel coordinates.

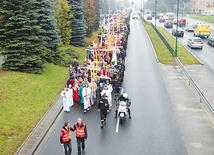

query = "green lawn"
[
  {"left": 190, "top": 15, "right": 214, "bottom": 24},
  {"left": 157, "top": 27, "right": 200, "bottom": 64},
  {"left": 85, "top": 28, "right": 105, "bottom": 45},
  {"left": 141, "top": 18, "right": 200, "bottom": 65},
  {"left": 141, "top": 19, "right": 175, "bottom": 64},
  {"left": 0, "top": 64, "right": 68, "bottom": 155}
]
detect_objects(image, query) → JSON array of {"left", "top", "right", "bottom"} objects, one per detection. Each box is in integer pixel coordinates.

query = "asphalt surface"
[
  {"left": 36, "top": 19, "right": 188, "bottom": 155},
  {"left": 146, "top": 16, "right": 214, "bottom": 73}
]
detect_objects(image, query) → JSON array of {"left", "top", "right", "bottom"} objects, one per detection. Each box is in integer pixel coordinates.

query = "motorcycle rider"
[{"left": 115, "top": 92, "right": 131, "bottom": 119}]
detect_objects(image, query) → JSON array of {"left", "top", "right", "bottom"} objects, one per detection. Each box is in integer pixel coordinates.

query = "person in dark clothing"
[
  {"left": 72, "top": 58, "right": 79, "bottom": 73},
  {"left": 73, "top": 118, "right": 88, "bottom": 155},
  {"left": 98, "top": 93, "right": 110, "bottom": 128},
  {"left": 60, "top": 122, "right": 75, "bottom": 155}
]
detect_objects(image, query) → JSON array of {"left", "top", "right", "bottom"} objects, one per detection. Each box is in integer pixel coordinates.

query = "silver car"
[
  {"left": 186, "top": 23, "right": 196, "bottom": 32},
  {"left": 187, "top": 37, "right": 203, "bottom": 49}
]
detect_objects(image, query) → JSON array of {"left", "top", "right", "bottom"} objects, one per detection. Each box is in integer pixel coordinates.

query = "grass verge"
[
  {"left": 0, "top": 64, "right": 68, "bottom": 155},
  {"left": 141, "top": 18, "right": 175, "bottom": 64},
  {"left": 157, "top": 27, "right": 200, "bottom": 64},
  {"left": 141, "top": 18, "right": 200, "bottom": 64},
  {"left": 190, "top": 15, "right": 214, "bottom": 24}
]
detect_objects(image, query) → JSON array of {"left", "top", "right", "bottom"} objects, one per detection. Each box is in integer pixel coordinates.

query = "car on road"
[
  {"left": 132, "top": 13, "right": 139, "bottom": 19},
  {"left": 207, "top": 36, "right": 214, "bottom": 46},
  {"left": 172, "top": 26, "right": 184, "bottom": 37},
  {"left": 186, "top": 23, "right": 196, "bottom": 32},
  {"left": 187, "top": 37, "right": 203, "bottom": 49},
  {"left": 147, "top": 15, "right": 152, "bottom": 20},
  {"left": 164, "top": 20, "right": 173, "bottom": 28},
  {"left": 178, "top": 18, "right": 186, "bottom": 27},
  {"left": 159, "top": 16, "right": 165, "bottom": 23},
  {"left": 194, "top": 23, "right": 211, "bottom": 38}
]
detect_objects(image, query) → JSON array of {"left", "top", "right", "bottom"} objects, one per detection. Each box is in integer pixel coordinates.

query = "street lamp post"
[
  {"left": 175, "top": 0, "right": 179, "bottom": 57},
  {"left": 155, "top": 0, "right": 157, "bottom": 27}
]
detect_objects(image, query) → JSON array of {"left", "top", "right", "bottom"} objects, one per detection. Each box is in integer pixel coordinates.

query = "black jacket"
[{"left": 98, "top": 98, "right": 109, "bottom": 111}]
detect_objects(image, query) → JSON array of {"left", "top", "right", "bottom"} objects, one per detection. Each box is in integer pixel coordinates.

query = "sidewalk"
[
  {"left": 159, "top": 64, "right": 214, "bottom": 155},
  {"left": 185, "top": 64, "right": 214, "bottom": 107}
]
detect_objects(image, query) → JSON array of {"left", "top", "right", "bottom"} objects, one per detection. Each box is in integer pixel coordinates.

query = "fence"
[{"left": 150, "top": 23, "right": 176, "bottom": 57}]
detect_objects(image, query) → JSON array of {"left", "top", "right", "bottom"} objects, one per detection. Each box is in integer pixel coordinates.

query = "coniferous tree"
[
  {"left": 35, "top": 0, "right": 59, "bottom": 54},
  {"left": 0, "top": 0, "right": 48, "bottom": 74},
  {"left": 55, "top": 0, "right": 73, "bottom": 45},
  {"left": 100, "top": 0, "right": 109, "bottom": 14},
  {"left": 93, "top": 0, "right": 101, "bottom": 31},
  {"left": 69, "top": 0, "right": 86, "bottom": 46},
  {"left": 83, "top": 0, "right": 97, "bottom": 37}
]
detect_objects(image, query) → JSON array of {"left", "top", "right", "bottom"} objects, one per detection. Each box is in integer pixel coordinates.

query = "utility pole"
[{"left": 175, "top": 0, "right": 179, "bottom": 57}]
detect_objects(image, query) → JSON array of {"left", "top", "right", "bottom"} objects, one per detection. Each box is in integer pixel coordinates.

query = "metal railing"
[
  {"left": 151, "top": 23, "right": 175, "bottom": 56},
  {"left": 175, "top": 57, "right": 214, "bottom": 114}
]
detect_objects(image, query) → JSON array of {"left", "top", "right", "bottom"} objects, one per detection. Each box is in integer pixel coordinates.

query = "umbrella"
[{"left": 70, "top": 73, "right": 83, "bottom": 79}]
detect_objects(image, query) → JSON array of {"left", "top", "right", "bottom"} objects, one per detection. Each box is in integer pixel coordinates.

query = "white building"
[{"left": 190, "top": 0, "right": 214, "bottom": 13}]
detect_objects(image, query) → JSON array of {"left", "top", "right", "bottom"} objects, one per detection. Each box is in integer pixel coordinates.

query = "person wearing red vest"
[
  {"left": 73, "top": 118, "right": 88, "bottom": 155},
  {"left": 60, "top": 122, "right": 74, "bottom": 155}
]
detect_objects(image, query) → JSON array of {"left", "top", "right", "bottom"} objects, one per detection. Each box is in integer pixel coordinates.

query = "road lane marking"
[{"left": 116, "top": 117, "right": 120, "bottom": 132}]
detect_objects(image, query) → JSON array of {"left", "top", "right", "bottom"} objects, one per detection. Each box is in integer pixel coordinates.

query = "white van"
[{"left": 202, "top": 11, "right": 214, "bottom": 16}]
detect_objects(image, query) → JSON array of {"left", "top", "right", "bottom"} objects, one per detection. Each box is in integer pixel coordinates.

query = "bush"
[{"left": 52, "top": 47, "right": 79, "bottom": 67}]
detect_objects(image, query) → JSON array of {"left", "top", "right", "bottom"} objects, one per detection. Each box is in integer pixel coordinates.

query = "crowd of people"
[
  {"left": 60, "top": 11, "right": 131, "bottom": 155},
  {"left": 61, "top": 13, "right": 130, "bottom": 115}
]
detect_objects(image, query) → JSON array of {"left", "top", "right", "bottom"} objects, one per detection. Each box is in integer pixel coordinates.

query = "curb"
[
  {"left": 140, "top": 17, "right": 159, "bottom": 63},
  {"left": 15, "top": 96, "right": 62, "bottom": 155}
]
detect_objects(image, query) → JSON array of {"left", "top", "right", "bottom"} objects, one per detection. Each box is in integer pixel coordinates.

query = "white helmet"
[{"left": 123, "top": 93, "right": 128, "bottom": 99}]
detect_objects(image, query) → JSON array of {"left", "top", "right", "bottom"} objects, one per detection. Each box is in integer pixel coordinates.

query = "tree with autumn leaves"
[
  {"left": 55, "top": 0, "right": 73, "bottom": 46},
  {"left": 83, "top": 0, "right": 97, "bottom": 37}
]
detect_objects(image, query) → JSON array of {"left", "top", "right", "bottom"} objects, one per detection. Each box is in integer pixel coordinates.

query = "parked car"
[
  {"left": 147, "top": 15, "right": 152, "bottom": 20},
  {"left": 172, "top": 26, "right": 184, "bottom": 37},
  {"left": 159, "top": 17, "right": 165, "bottom": 23},
  {"left": 186, "top": 23, "right": 196, "bottom": 32},
  {"left": 207, "top": 36, "right": 214, "bottom": 46},
  {"left": 187, "top": 37, "right": 203, "bottom": 49},
  {"left": 202, "top": 10, "right": 214, "bottom": 16},
  {"left": 164, "top": 20, "right": 173, "bottom": 28}
]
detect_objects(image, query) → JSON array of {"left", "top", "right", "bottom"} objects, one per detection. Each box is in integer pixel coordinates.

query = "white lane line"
[{"left": 116, "top": 117, "right": 120, "bottom": 132}]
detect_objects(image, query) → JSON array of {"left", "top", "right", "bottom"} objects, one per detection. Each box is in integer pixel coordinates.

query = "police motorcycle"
[{"left": 115, "top": 90, "right": 131, "bottom": 124}]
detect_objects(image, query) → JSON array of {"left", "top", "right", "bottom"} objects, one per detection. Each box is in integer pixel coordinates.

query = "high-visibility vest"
[
  {"left": 61, "top": 128, "right": 71, "bottom": 143},
  {"left": 75, "top": 124, "right": 86, "bottom": 138}
]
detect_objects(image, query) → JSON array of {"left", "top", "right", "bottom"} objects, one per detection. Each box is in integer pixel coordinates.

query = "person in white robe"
[
  {"left": 60, "top": 87, "right": 70, "bottom": 113},
  {"left": 82, "top": 83, "right": 91, "bottom": 113},
  {"left": 106, "top": 80, "right": 113, "bottom": 109},
  {"left": 101, "top": 86, "right": 112, "bottom": 110},
  {"left": 67, "top": 84, "right": 74, "bottom": 107}
]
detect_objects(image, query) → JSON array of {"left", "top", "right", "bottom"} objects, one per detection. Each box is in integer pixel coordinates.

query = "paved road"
[
  {"left": 36, "top": 19, "right": 187, "bottom": 155},
  {"left": 146, "top": 16, "right": 214, "bottom": 74}
]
